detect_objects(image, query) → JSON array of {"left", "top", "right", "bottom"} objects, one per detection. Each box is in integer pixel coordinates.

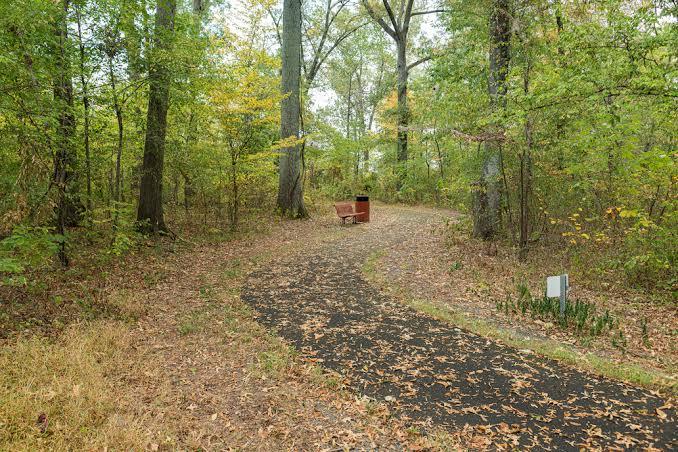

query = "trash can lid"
[{"left": 356, "top": 195, "right": 369, "bottom": 201}]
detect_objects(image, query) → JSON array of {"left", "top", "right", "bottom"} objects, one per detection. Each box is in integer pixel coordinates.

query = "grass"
[
  {"left": 0, "top": 322, "right": 154, "bottom": 451},
  {"left": 363, "top": 249, "right": 387, "bottom": 277},
  {"left": 222, "top": 259, "right": 242, "bottom": 279},
  {"left": 407, "top": 297, "right": 677, "bottom": 395},
  {"left": 107, "top": 288, "right": 148, "bottom": 322},
  {"left": 362, "top": 249, "right": 677, "bottom": 396}
]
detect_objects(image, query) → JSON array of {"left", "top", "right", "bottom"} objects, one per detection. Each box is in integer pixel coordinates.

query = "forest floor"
[
  {"left": 1, "top": 204, "right": 676, "bottom": 450},
  {"left": 242, "top": 205, "right": 676, "bottom": 450},
  {"left": 366, "top": 206, "right": 677, "bottom": 391},
  {"left": 1, "top": 210, "right": 446, "bottom": 450}
]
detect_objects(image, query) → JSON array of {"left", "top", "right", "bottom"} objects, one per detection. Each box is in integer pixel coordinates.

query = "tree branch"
[
  {"left": 402, "top": 0, "right": 415, "bottom": 32},
  {"left": 407, "top": 55, "right": 431, "bottom": 71},
  {"left": 381, "top": 0, "right": 401, "bottom": 35},
  {"left": 314, "top": 21, "right": 371, "bottom": 84},
  {"left": 410, "top": 9, "right": 450, "bottom": 17},
  {"left": 267, "top": 8, "right": 282, "bottom": 46},
  {"left": 360, "top": 0, "right": 397, "bottom": 39}
]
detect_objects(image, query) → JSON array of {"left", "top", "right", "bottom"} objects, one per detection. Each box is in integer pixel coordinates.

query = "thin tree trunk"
[
  {"left": 277, "top": 0, "right": 307, "bottom": 217},
  {"left": 75, "top": 5, "right": 92, "bottom": 214},
  {"left": 137, "top": 0, "right": 176, "bottom": 232},
  {"left": 519, "top": 61, "right": 533, "bottom": 261},
  {"left": 473, "top": 0, "right": 510, "bottom": 240},
  {"left": 395, "top": 40, "right": 409, "bottom": 190},
  {"left": 230, "top": 148, "right": 239, "bottom": 229},
  {"left": 433, "top": 119, "right": 444, "bottom": 179},
  {"left": 108, "top": 55, "right": 124, "bottom": 203},
  {"left": 346, "top": 72, "right": 352, "bottom": 139},
  {"left": 120, "top": 168, "right": 125, "bottom": 202},
  {"left": 53, "top": 0, "right": 77, "bottom": 266},
  {"left": 555, "top": 2, "right": 565, "bottom": 170},
  {"left": 182, "top": 172, "right": 193, "bottom": 212},
  {"left": 363, "top": 57, "right": 386, "bottom": 172}
]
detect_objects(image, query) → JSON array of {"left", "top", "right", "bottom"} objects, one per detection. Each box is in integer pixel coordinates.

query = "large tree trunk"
[
  {"left": 137, "top": 0, "right": 176, "bottom": 232},
  {"left": 53, "top": 0, "right": 78, "bottom": 266},
  {"left": 277, "top": 0, "right": 307, "bottom": 218},
  {"left": 473, "top": 0, "right": 511, "bottom": 240},
  {"left": 396, "top": 39, "right": 408, "bottom": 184}
]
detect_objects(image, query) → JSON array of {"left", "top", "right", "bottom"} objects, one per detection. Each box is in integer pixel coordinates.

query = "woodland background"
[{"left": 0, "top": 0, "right": 675, "bottom": 296}]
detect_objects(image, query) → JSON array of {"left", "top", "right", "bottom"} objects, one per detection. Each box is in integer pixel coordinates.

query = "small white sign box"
[
  {"left": 547, "top": 274, "right": 569, "bottom": 315},
  {"left": 546, "top": 274, "right": 568, "bottom": 298}
]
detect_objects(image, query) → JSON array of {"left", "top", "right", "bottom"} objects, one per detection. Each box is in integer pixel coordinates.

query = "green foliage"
[
  {"left": 0, "top": 226, "right": 64, "bottom": 285},
  {"left": 102, "top": 203, "right": 144, "bottom": 257},
  {"left": 497, "top": 283, "right": 617, "bottom": 337},
  {"left": 0, "top": 0, "right": 674, "bottom": 304}
]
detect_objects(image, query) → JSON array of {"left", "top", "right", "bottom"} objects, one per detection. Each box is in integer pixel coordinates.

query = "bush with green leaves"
[{"left": 0, "top": 226, "right": 64, "bottom": 286}]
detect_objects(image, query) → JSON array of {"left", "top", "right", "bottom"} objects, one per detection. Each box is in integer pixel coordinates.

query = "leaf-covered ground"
[
  {"left": 369, "top": 208, "right": 677, "bottom": 385},
  {"left": 242, "top": 206, "right": 677, "bottom": 450},
  {"left": 2, "top": 212, "right": 441, "bottom": 450}
]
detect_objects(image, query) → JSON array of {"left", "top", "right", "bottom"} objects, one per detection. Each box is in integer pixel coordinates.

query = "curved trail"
[{"left": 241, "top": 207, "right": 676, "bottom": 450}]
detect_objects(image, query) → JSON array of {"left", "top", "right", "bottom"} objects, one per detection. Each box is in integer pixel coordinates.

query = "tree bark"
[
  {"left": 277, "top": 0, "right": 308, "bottom": 218},
  {"left": 137, "top": 0, "right": 176, "bottom": 232},
  {"left": 75, "top": 5, "right": 92, "bottom": 214},
  {"left": 53, "top": 0, "right": 78, "bottom": 265},
  {"left": 346, "top": 72, "right": 352, "bottom": 138},
  {"left": 361, "top": 0, "right": 419, "bottom": 190},
  {"left": 519, "top": 61, "right": 533, "bottom": 261},
  {"left": 473, "top": 0, "right": 511, "bottom": 240},
  {"left": 396, "top": 39, "right": 408, "bottom": 186},
  {"left": 108, "top": 54, "right": 124, "bottom": 203}
]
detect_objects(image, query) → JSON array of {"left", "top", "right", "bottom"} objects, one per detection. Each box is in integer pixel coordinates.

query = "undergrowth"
[{"left": 497, "top": 283, "right": 616, "bottom": 337}]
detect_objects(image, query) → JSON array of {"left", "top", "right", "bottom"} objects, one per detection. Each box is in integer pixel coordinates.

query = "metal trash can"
[{"left": 355, "top": 195, "right": 369, "bottom": 222}]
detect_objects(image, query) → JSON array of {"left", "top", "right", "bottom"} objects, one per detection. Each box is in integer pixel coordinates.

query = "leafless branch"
[{"left": 407, "top": 55, "right": 431, "bottom": 71}]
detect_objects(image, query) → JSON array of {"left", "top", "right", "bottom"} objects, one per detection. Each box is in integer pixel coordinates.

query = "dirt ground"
[{"left": 2, "top": 204, "right": 676, "bottom": 450}]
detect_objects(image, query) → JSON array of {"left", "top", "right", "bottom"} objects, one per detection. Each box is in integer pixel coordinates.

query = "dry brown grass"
[{"left": 0, "top": 321, "right": 158, "bottom": 451}]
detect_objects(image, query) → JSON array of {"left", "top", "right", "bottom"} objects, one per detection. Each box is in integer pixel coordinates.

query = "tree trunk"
[
  {"left": 473, "top": 0, "right": 510, "bottom": 240},
  {"left": 183, "top": 173, "right": 193, "bottom": 212},
  {"left": 433, "top": 119, "right": 444, "bottom": 180},
  {"left": 346, "top": 72, "right": 352, "bottom": 139},
  {"left": 137, "top": 0, "right": 176, "bottom": 232},
  {"left": 108, "top": 55, "right": 124, "bottom": 203},
  {"left": 277, "top": 0, "right": 307, "bottom": 218},
  {"left": 396, "top": 39, "right": 408, "bottom": 189},
  {"left": 555, "top": 2, "right": 566, "bottom": 170},
  {"left": 519, "top": 61, "right": 533, "bottom": 261},
  {"left": 53, "top": 0, "right": 78, "bottom": 266},
  {"left": 75, "top": 5, "right": 92, "bottom": 214},
  {"left": 229, "top": 149, "right": 239, "bottom": 229}
]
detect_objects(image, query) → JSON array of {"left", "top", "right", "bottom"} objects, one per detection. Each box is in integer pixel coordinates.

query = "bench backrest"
[{"left": 334, "top": 203, "right": 355, "bottom": 216}]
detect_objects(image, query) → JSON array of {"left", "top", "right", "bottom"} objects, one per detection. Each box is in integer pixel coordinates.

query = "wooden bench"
[{"left": 334, "top": 203, "right": 365, "bottom": 224}]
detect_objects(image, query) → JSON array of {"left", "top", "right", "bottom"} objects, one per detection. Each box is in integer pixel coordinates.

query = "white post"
[{"left": 559, "top": 274, "right": 568, "bottom": 316}]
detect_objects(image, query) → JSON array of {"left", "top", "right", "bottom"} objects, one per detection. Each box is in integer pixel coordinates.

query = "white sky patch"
[{"left": 218, "top": 0, "right": 446, "bottom": 117}]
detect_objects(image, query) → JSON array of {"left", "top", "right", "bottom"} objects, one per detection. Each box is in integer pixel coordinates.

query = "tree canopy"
[{"left": 0, "top": 0, "right": 675, "bottom": 292}]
